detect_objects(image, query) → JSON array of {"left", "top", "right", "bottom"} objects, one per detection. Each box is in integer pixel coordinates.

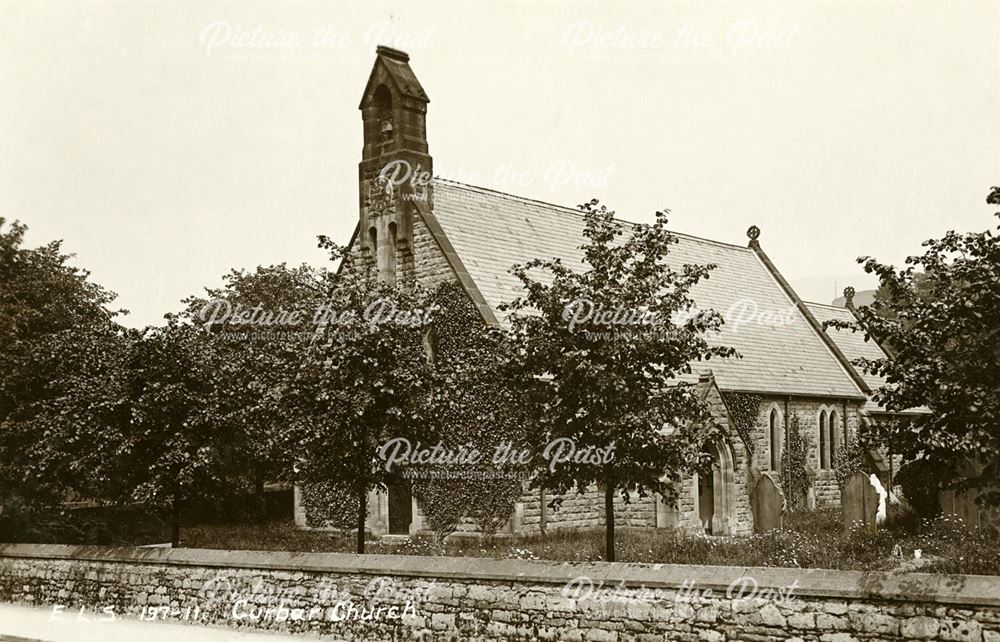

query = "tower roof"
[{"left": 359, "top": 46, "right": 429, "bottom": 108}]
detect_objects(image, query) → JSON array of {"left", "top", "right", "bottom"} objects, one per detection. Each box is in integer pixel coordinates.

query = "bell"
[{"left": 380, "top": 119, "right": 394, "bottom": 140}]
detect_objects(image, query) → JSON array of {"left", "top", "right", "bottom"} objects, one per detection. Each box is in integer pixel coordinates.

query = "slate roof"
[
  {"left": 805, "top": 303, "right": 888, "bottom": 392},
  {"left": 428, "top": 179, "right": 866, "bottom": 399},
  {"left": 805, "top": 302, "right": 926, "bottom": 415}
]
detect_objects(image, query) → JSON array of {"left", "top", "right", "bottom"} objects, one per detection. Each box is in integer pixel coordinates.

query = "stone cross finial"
[
  {"left": 844, "top": 286, "right": 856, "bottom": 309},
  {"left": 747, "top": 225, "right": 761, "bottom": 248}
]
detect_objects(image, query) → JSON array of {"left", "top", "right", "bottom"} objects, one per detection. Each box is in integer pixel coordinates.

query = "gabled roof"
[
  {"left": 427, "top": 179, "right": 866, "bottom": 399},
  {"left": 805, "top": 302, "right": 888, "bottom": 392},
  {"left": 805, "top": 302, "right": 926, "bottom": 415},
  {"left": 358, "top": 46, "right": 429, "bottom": 107}
]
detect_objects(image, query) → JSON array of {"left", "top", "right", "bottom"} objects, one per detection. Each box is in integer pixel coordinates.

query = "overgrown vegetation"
[
  {"left": 720, "top": 392, "right": 761, "bottom": 454},
  {"left": 834, "top": 432, "right": 869, "bottom": 489},
  {"left": 177, "top": 508, "right": 999, "bottom": 576},
  {"left": 895, "top": 458, "right": 954, "bottom": 519},
  {"left": 780, "top": 415, "right": 810, "bottom": 509}
]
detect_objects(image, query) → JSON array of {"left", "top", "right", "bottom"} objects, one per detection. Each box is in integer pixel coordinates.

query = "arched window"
[
  {"left": 386, "top": 222, "right": 398, "bottom": 287},
  {"left": 373, "top": 84, "right": 392, "bottom": 113},
  {"left": 373, "top": 85, "right": 394, "bottom": 142},
  {"left": 769, "top": 409, "right": 781, "bottom": 471},
  {"left": 819, "top": 410, "right": 828, "bottom": 469},
  {"left": 829, "top": 410, "right": 839, "bottom": 468},
  {"left": 368, "top": 226, "right": 378, "bottom": 265}
]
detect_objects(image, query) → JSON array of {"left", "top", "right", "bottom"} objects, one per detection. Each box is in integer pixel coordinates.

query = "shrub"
[
  {"left": 834, "top": 433, "right": 868, "bottom": 488},
  {"left": 0, "top": 501, "right": 168, "bottom": 545},
  {"left": 895, "top": 458, "right": 953, "bottom": 519}
]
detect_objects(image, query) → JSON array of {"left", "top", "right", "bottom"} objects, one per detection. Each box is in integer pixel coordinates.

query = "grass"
[{"left": 179, "top": 508, "right": 1000, "bottom": 575}]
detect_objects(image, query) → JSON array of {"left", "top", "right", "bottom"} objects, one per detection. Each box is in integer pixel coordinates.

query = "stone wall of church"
[
  {"left": 407, "top": 207, "right": 457, "bottom": 289},
  {"left": 515, "top": 380, "right": 753, "bottom": 538},
  {"left": 518, "top": 487, "right": 655, "bottom": 535},
  {"left": 669, "top": 382, "right": 753, "bottom": 536},
  {"left": 344, "top": 203, "right": 455, "bottom": 291},
  {"left": 749, "top": 396, "right": 864, "bottom": 509}
]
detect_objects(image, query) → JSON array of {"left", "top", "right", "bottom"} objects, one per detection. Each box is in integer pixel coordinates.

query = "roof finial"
[
  {"left": 843, "top": 286, "right": 856, "bottom": 309},
  {"left": 746, "top": 225, "right": 760, "bottom": 248}
]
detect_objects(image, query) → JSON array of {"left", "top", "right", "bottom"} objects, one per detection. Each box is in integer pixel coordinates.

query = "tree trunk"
[
  {"left": 170, "top": 494, "right": 181, "bottom": 548},
  {"left": 356, "top": 477, "right": 367, "bottom": 554},
  {"left": 539, "top": 486, "right": 547, "bottom": 537},
  {"left": 604, "top": 472, "right": 615, "bottom": 562},
  {"left": 254, "top": 471, "right": 266, "bottom": 521}
]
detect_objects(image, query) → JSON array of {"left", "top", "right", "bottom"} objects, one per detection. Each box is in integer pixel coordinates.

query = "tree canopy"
[
  {"left": 501, "top": 200, "right": 735, "bottom": 560},
  {"left": 831, "top": 187, "right": 1000, "bottom": 506}
]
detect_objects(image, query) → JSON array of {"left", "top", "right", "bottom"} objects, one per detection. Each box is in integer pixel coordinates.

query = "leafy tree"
[
  {"left": 177, "top": 264, "right": 329, "bottom": 515},
  {"left": 115, "top": 321, "right": 242, "bottom": 547},
  {"left": 2, "top": 324, "right": 133, "bottom": 507},
  {"left": 285, "top": 238, "right": 438, "bottom": 553},
  {"left": 501, "top": 201, "right": 735, "bottom": 561},
  {"left": 830, "top": 187, "right": 1000, "bottom": 507},
  {"left": 0, "top": 218, "right": 125, "bottom": 511}
]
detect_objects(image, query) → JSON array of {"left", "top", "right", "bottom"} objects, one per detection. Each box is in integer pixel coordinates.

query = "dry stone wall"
[{"left": 1, "top": 544, "right": 998, "bottom": 642}]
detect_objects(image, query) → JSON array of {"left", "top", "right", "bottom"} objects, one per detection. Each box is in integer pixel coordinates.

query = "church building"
[{"left": 294, "top": 46, "right": 894, "bottom": 538}]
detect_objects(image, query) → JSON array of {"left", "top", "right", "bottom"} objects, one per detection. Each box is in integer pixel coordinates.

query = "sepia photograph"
[{"left": 1, "top": 1, "right": 998, "bottom": 640}]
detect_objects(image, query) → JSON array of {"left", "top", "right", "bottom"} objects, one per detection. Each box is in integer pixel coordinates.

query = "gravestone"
[
  {"left": 751, "top": 473, "right": 783, "bottom": 532},
  {"left": 938, "top": 458, "right": 996, "bottom": 530},
  {"left": 842, "top": 471, "right": 878, "bottom": 530},
  {"left": 940, "top": 488, "right": 986, "bottom": 528}
]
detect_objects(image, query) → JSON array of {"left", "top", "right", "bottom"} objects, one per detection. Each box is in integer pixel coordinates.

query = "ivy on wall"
[
  {"left": 834, "top": 433, "right": 870, "bottom": 489},
  {"left": 300, "top": 481, "right": 357, "bottom": 531},
  {"left": 410, "top": 280, "right": 529, "bottom": 540},
  {"left": 298, "top": 280, "right": 528, "bottom": 540},
  {"left": 720, "top": 392, "right": 762, "bottom": 454},
  {"left": 780, "top": 414, "right": 811, "bottom": 509}
]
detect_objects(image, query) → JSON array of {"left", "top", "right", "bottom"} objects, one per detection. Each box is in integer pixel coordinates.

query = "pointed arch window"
[
  {"left": 386, "top": 222, "right": 398, "bottom": 287},
  {"left": 819, "top": 410, "right": 829, "bottom": 469},
  {"left": 769, "top": 409, "right": 781, "bottom": 471},
  {"left": 373, "top": 84, "right": 394, "bottom": 143},
  {"left": 368, "top": 226, "right": 378, "bottom": 268},
  {"left": 829, "top": 410, "right": 839, "bottom": 468}
]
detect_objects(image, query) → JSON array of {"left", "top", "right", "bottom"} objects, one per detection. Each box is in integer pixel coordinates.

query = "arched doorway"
[
  {"left": 698, "top": 446, "right": 715, "bottom": 533},
  {"left": 387, "top": 479, "right": 413, "bottom": 535},
  {"left": 696, "top": 440, "right": 736, "bottom": 535}
]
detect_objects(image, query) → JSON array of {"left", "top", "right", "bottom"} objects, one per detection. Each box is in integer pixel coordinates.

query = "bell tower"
[{"left": 358, "top": 46, "right": 431, "bottom": 285}]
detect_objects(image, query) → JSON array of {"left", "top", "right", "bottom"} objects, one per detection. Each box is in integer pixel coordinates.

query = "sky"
[{"left": 2, "top": 0, "right": 998, "bottom": 328}]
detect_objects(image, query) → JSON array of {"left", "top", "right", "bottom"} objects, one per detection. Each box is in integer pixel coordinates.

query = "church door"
[
  {"left": 387, "top": 481, "right": 413, "bottom": 535},
  {"left": 698, "top": 450, "right": 716, "bottom": 534}
]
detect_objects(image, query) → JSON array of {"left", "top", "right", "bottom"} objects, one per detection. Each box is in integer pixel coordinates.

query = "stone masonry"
[{"left": 2, "top": 544, "right": 998, "bottom": 642}]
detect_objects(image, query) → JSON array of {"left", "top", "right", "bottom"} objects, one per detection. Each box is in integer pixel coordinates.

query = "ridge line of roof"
[
  {"left": 748, "top": 248, "right": 869, "bottom": 398},
  {"left": 432, "top": 177, "right": 753, "bottom": 253},
  {"left": 804, "top": 301, "right": 852, "bottom": 311}
]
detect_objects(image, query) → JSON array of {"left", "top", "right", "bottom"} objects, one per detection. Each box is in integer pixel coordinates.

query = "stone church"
[{"left": 294, "top": 46, "right": 901, "bottom": 538}]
